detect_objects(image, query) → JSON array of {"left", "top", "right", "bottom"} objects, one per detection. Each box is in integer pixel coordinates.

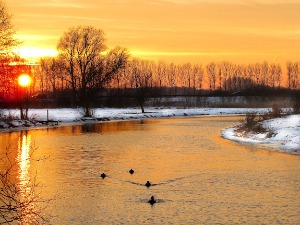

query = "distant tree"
[
  {"left": 232, "top": 65, "right": 240, "bottom": 92},
  {"left": 181, "top": 63, "right": 192, "bottom": 94},
  {"left": 240, "top": 65, "right": 249, "bottom": 90},
  {"left": 157, "top": 61, "right": 166, "bottom": 89},
  {"left": 114, "top": 66, "right": 126, "bottom": 90},
  {"left": 269, "top": 63, "right": 278, "bottom": 89},
  {"left": 206, "top": 62, "right": 217, "bottom": 93},
  {"left": 286, "top": 61, "right": 299, "bottom": 90},
  {"left": 220, "top": 61, "right": 232, "bottom": 92},
  {"left": 217, "top": 65, "right": 222, "bottom": 91},
  {"left": 247, "top": 64, "right": 255, "bottom": 89},
  {"left": 236, "top": 65, "right": 243, "bottom": 91},
  {"left": 287, "top": 61, "right": 293, "bottom": 90},
  {"left": 57, "top": 26, "right": 128, "bottom": 116},
  {"left": 130, "top": 58, "right": 153, "bottom": 113},
  {"left": 292, "top": 62, "right": 299, "bottom": 89},
  {"left": 261, "top": 61, "right": 269, "bottom": 86},
  {"left": 254, "top": 63, "right": 261, "bottom": 87},
  {"left": 275, "top": 63, "right": 282, "bottom": 88},
  {"left": 167, "top": 63, "right": 177, "bottom": 95},
  {"left": 39, "top": 56, "right": 66, "bottom": 97},
  {"left": 193, "top": 64, "right": 204, "bottom": 94}
]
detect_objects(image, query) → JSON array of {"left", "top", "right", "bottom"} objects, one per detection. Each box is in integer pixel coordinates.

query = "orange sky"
[{"left": 7, "top": 0, "right": 300, "bottom": 64}]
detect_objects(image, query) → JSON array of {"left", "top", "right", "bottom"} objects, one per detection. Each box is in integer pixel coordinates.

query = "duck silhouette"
[
  {"left": 145, "top": 181, "right": 151, "bottom": 187},
  {"left": 148, "top": 196, "right": 156, "bottom": 205},
  {"left": 129, "top": 169, "right": 134, "bottom": 174},
  {"left": 100, "top": 173, "right": 107, "bottom": 179}
]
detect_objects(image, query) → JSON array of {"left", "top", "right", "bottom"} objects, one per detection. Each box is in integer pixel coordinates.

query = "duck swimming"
[
  {"left": 148, "top": 196, "right": 156, "bottom": 205},
  {"left": 145, "top": 181, "right": 151, "bottom": 187},
  {"left": 129, "top": 169, "right": 134, "bottom": 174},
  {"left": 100, "top": 173, "right": 107, "bottom": 179}
]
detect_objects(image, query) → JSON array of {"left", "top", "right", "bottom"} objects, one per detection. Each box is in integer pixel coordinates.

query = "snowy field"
[{"left": 0, "top": 107, "right": 299, "bottom": 154}]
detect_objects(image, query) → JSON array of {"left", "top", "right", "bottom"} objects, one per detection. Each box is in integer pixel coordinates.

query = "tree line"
[
  {"left": 37, "top": 53, "right": 299, "bottom": 96},
  {"left": 0, "top": 0, "right": 300, "bottom": 114}
]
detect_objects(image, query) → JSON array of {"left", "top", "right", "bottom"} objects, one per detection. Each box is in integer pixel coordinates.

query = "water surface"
[{"left": 0, "top": 116, "right": 299, "bottom": 224}]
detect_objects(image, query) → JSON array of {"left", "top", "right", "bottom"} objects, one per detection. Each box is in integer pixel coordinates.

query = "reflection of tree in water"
[{"left": 0, "top": 131, "right": 48, "bottom": 224}]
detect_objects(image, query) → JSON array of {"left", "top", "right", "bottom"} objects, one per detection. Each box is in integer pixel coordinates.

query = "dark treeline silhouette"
[
  {"left": 1, "top": 56, "right": 300, "bottom": 110},
  {"left": 0, "top": 25, "right": 300, "bottom": 111},
  {"left": 34, "top": 59, "right": 300, "bottom": 96}
]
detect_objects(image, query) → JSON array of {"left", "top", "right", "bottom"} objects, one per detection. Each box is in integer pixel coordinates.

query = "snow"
[
  {"left": 222, "top": 114, "right": 300, "bottom": 154},
  {"left": 1, "top": 107, "right": 299, "bottom": 154},
  {"left": 0, "top": 107, "right": 269, "bottom": 123}
]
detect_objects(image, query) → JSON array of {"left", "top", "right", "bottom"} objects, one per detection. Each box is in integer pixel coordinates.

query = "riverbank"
[
  {"left": 0, "top": 107, "right": 268, "bottom": 127},
  {"left": 1, "top": 107, "right": 299, "bottom": 154},
  {"left": 222, "top": 114, "right": 300, "bottom": 154}
]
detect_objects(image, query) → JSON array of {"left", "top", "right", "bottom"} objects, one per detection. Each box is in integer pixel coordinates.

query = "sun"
[{"left": 18, "top": 74, "right": 31, "bottom": 87}]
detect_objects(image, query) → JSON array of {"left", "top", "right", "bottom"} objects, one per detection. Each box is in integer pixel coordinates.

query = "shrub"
[
  {"left": 0, "top": 110, "right": 19, "bottom": 122},
  {"left": 238, "top": 112, "right": 263, "bottom": 132},
  {"left": 245, "top": 112, "right": 257, "bottom": 127},
  {"left": 271, "top": 103, "right": 283, "bottom": 118}
]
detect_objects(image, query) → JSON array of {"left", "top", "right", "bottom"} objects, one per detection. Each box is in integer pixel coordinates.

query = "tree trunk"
[{"left": 141, "top": 104, "right": 145, "bottom": 113}]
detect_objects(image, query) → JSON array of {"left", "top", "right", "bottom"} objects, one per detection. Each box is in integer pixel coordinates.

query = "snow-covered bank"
[
  {"left": 0, "top": 107, "right": 267, "bottom": 131},
  {"left": 1, "top": 107, "right": 269, "bottom": 124},
  {"left": 1, "top": 107, "right": 299, "bottom": 154},
  {"left": 222, "top": 114, "right": 300, "bottom": 154}
]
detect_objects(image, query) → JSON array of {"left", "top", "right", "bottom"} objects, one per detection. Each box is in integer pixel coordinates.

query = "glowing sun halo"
[
  {"left": 18, "top": 74, "right": 31, "bottom": 87},
  {"left": 17, "top": 46, "right": 58, "bottom": 59}
]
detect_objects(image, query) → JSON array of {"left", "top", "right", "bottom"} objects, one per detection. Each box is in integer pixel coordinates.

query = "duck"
[
  {"left": 129, "top": 169, "right": 134, "bottom": 174},
  {"left": 148, "top": 196, "right": 156, "bottom": 205},
  {"left": 145, "top": 181, "right": 151, "bottom": 187},
  {"left": 100, "top": 173, "right": 107, "bottom": 179}
]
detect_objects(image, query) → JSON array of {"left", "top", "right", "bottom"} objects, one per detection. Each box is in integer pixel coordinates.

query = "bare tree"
[
  {"left": 220, "top": 61, "right": 232, "bottom": 92},
  {"left": 275, "top": 63, "right": 282, "bottom": 88},
  {"left": 247, "top": 64, "right": 255, "bottom": 89},
  {"left": 217, "top": 65, "right": 222, "bottom": 91},
  {"left": 181, "top": 63, "right": 192, "bottom": 94},
  {"left": 157, "top": 61, "right": 166, "bottom": 89},
  {"left": 167, "top": 63, "right": 177, "bottom": 95},
  {"left": 206, "top": 62, "right": 217, "bottom": 93},
  {"left": 129, "top": 58, "right": 153, "bottom": 113},
  {"left": 291, "top": 62, "right": 299, "bottom": 89},
  {"left": 39, "top": 57, "right": 66, "bottom": 97},
  {"left": 269, "top": 63, "right": 277, "bottom": 89},
  {"left": 254, "top": 63, "right": 261, "bottom": 87},
  {"left": 261, "top": 61, "right": 269, "bottom": 87},
  {"left": 193, "top": 64, "right": 204, "bottom": 94},
  {"left": 57, "top": 26, "right": 128, "bottom": 116},
  {"left": 286, "top": 61, "right": 299, "bottom": 90}
]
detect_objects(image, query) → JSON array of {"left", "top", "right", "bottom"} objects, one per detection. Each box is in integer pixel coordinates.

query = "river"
[{"left": 0, "top": 116, "right": 299, "bottom": 224}]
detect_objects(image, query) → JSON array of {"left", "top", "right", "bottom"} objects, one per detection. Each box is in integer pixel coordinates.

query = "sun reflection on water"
[
  {"left": 18, "top": 131, "right": 32, "bottom": 188},
  {"left": 17, "top": 131, "right": 37, "bottom": 223}
]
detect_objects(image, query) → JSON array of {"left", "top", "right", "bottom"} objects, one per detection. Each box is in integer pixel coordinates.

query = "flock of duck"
[{"left": 100, "top": 169, "right": 157, "bottom": 205}]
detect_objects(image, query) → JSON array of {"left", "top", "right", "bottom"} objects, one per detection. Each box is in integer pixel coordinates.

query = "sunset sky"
[{"left": 7, "top": 0, "right": 300, "bottom": 64}]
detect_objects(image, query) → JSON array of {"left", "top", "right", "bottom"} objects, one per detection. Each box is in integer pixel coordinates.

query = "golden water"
[{"left": 0, "top": 116, "right": 299, "bottom": 224}]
